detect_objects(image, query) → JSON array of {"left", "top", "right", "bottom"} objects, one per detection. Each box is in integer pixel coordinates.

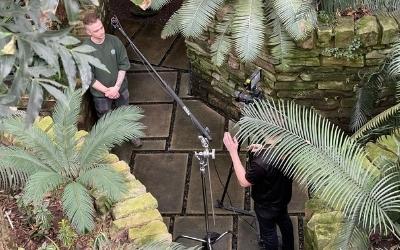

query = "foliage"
[
  {"left": 350, "top": 41, "right": 400, "bottom": 137},
  {"left": 236, "top": 99, "right": 400, "bottom": 248},
  {"left": 57, "top": 219, "right": 77, "bottom": 249},
  {"left": 322, "top": 37, "right": 362, "bottom": 60},
  {"left": 129, "top": 0, "right": 400, "bottom": 66},
  {"left": 0, "top": 89, "right": 145, "bottom": 233},
  {"left": 16, "top": 196, "right": 53, "bottom": 237},
  {"left": 0, "top": 0, "right": 107, "bottom": 124}
]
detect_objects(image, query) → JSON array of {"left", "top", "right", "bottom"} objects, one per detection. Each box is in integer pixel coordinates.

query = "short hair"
[{"left": 82, "top": 11, "right": 99, "bottom": 25}]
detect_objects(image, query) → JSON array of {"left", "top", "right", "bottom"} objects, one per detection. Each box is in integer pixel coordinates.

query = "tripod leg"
[{"left": 217, "top": 162, "right": 234, "bottom": 206}]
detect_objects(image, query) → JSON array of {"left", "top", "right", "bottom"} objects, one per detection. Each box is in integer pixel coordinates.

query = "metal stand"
[
  {"left": 111, "top": 16, "right": 231, "bottom": 249},
  {"left": 175, "top": 136, "right": 232, "bottom": 249}
]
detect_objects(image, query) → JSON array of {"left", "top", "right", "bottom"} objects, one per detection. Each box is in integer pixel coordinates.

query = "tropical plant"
[
  {"left": 0, "top": 89, "right": 145, "bottom": 233},
  {"left": 0, "top": 0, "right": 107, "bottom": 123},
  {"left": 235, "top": 98, "right": 400, "bottom": 248},
  {"left": 350, "top": 41, "right": 400, "bottom": 141},
  {"left": 129, "top": 0, "right": 400, "bottom": 66}
]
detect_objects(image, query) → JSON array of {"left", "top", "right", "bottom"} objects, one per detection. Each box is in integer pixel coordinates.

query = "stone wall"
[{"left": 186, "top": 13, "right": 399, "bottom": 130}]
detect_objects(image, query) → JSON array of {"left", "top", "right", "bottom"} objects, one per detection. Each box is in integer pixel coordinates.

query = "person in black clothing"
[{"left": 223, "top": 132, "right": 294, "bottom": 250}]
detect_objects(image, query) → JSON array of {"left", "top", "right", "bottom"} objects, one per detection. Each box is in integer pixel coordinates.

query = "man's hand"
[
  {"left": 223, "top": 132, "right": 239, "bottom": 154},
  {"left": 247, "top": 144, "right": 263, "bottom": 152},
  {"left": 105, "top": 86, "right": 120, "bottom": 99}
]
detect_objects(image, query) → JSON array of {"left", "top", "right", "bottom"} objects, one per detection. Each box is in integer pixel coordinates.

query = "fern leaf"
[
  {"left": 352, "top": 102, "right": 400, "bottom": 141},
  {"left": 78, "top": 165, "right": 127, "bottom": 202},
  {"left": 161, "top": 12, "right": 181, "bottom": 39},
  {"left": 211, "top": 12, "right": 233, "bottom": 66},
  {"left": 237, "top": 99, "right": 400, "bottom": 235},
  {"left": 0, "top": 146, "right": 52, "bottom": 173},
  {"left": 23, "top": 172, "right": 67, "bottom": 205},
  {"left": 0, "top": 160, "right": 29, "bottom": 190},
  {"left": 62, "top": 182, "right": 95, "bottom": 234},
  {"left": 1, "top": 117, "right": 64, "bottom": 171},
  {"left": 79, "top": 105, "right": 145, "bottom": 167},
  {"left": 150, "top": 0, "right": 172, "bottom": 10},
  {"left": 179, "top": 0, "right": 224, "bottom": 38},
  {"left": 232, "top": 0, "right": 265, "bottom": 62}
]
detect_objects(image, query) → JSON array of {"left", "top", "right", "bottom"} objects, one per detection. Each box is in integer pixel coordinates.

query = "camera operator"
[{"left": 223, "top": 132, "right": 294, "bottom": 250}]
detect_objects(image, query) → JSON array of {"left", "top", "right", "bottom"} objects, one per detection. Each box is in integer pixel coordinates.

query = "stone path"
[{"left": 112, "top": 16, "right": 308, "bottom": 250}]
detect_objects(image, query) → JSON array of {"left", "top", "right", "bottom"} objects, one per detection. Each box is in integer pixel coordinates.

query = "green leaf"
[
  {"left": 0, "top": 31, "right": 12, "bottom": 40},
  {"left": 161, "top": 12, "right": 181, "bottom": 39},
  {"left": 23, "top": 171, "right": 67, "bottom": 205},
  {"left": 72, "top": 44, "right": 96, "bottom": 53},
  {"left": 58, "top": 46, "right": 77, "bottom": 89},
  {"left": 78, "top": 165, "right": 127, "bottom": 201},
  {"left": 179, "top": 0, "right": 224, "bottom": 38},
  {"left": 30, "top": 41, "right": 58, "bottom": 67},
  {"left": 211, "top": 13, "right": 233, "bottom": 66},
  {"left": 232, "top": 0, "right": 265, "bottom": 62},
  {"left": 62, "top": 182, "right": 95, "bottom": 234},
  {"left": 25, "top": 82, "right": 43, "bottom": 125},
  {"left": 0, "top": 55, "right": 15, "bottom": 83},
  {"left": 26, "top": 65, "right": 57, "bottom": 78},
  {"left": 59, "top": 36, "right": 81, "bottom": 46},
  {"left": 39, "top": 82, "right": 68, "bottom": 107},
  {"left": 150, "top": 0, "right": 172, "bottom": 10},
  {"left": 63, "top": 0, "right": 80, "bottom": 23}
]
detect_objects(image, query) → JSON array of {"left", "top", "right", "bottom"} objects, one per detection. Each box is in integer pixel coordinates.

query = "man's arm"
[
  {"left": 92, "top": 80, "right": 109, "bottom": 94},
  {"left": 106, "top": 70, "right": 126, "bottom": 98},
  {"left": 223, "top": 132, "right": 252, "bottom": 188}
]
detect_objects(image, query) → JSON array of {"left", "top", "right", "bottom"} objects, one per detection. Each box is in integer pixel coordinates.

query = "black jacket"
[{"left": 245, "top": 148, "right": 292, "bottom": 211}]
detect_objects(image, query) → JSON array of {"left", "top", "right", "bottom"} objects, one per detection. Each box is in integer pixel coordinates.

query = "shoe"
[{"left": 131, "top": 138, "right": 143, "bottom": 148}]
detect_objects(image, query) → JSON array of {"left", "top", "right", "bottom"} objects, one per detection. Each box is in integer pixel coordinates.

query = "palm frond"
[
  {"left": 52, "top": 89, "right": 82, "bottom": 176},
  {"left": 1, "top": 117, "right": 63, "bottom": 171},
  {"left": 268, "top": 18, "right": 296, "bottom": 61},
  {"left": 139, "top": 239, "right": 202, "bottom": 249},
  {"left": 388, "top": 42, "right": 400, "bottom": 101},
  {"left": 352, "top": 102, "right": 400, "bottom": 141},
  {"left": 22, "top": 171, "right": 67, "bottom": 205},
  {"left": 79, "top": 105, "right": 145, "bottom": 167},
  {"left": 211, "top": 12, "right": 233, "bottom": 66},
  {"left": 0, "top": 159, "right": 29, "bottom": 190},
  {"left": 237, "top": 99, "right": 400, "bottom": 235},
  {"left": 179, "top": 0, "right": 224, "bottom": 38},
  {"left": 161, "top": 12, "right": 181, "bottom": 39},
  {"left": 78, "top": 165, "right": 127, "bottom": 202},
  {"left": 271, "top": 0, "right": 316, "bottom": 41},
  {"left": 231, "top": 0, "right": 265, "bottom": 62},
  {"left": 62, "top": 182, "right": 95, "bottom": 234},
  {"left": 350, "top": 66, "right": 386, "bottom": 132},
  {"left": 331, "top": 217, "right": 369, "bottom": 249},
  {"left": 0, "top": 146, "right": 52, "bottom": 173},
  {"left": 150, "top": 0, "right": 172, "bottom": 10}
]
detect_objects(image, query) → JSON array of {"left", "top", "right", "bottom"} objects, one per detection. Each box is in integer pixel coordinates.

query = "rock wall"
[{"left": 186, "top": 13, "right": 399, "bottom": 130}]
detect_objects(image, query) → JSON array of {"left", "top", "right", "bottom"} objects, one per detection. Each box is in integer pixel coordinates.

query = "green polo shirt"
[{"left": 84, "top": 34, "right": 130, "bottom": 97}]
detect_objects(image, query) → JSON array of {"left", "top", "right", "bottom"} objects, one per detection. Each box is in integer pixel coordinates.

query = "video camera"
[{"left": 234, "top": 69, "right": 263, "bottom": 104}]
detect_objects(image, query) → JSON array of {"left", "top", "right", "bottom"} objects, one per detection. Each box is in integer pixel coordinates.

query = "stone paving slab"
[
  {"left": 127, "top": 23, "right": 176, "bottom": 65},
  {"left": 134, "top": 139, "right": 166, "bottom": 151},
  {"left": 127, "top": 72, "right": 177, "bottom": 103},
  {"left": 129, "top": 63, "right": 175, "bottom": 72},
  {"left": 135, "top": 104, "right": 172, "bottom": 138},
  {"left": 173, "top": 216, "right": 233, "bottom": 249},
  {"left": 186, "top": 153, "right": 245, "bottom": 214},
  {"left": 163, "top": 216, "right": 171, "bottom": 231},
  {"left": 179, "top": 73, "right": 193, "bottom": 98},
  {"left": 161, "top": 37, "right": 190, "bottom": 70},
  {"left": 289, "top": 182, "right": 308, "bottom": 214},
  {"left": 133, "top": 153, "right": 188, "bottom": 214},
  {"left": 114, "top": 19, "right": 142, "bottom": 46},
  {"left": 170, "top": 100, "right": 225, "bottom": 150},
  {"left": 237, "top": 216, "right": 299, "bottom": 250}
]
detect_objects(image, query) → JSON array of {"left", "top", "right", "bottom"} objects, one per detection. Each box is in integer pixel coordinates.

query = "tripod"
[
  {"left": 175, "top": 136, "right": 232, "bottom": 249},
  {"left": 216, "top": 138, "right": 261, "bottom": 241},
  {"left": 111, "top": 16, "right": 231, "bottom": 249}
]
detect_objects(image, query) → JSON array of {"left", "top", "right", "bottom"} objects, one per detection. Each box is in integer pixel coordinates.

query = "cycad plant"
[
  {"left": 236, "top": 98, "right": 400, "bottom": 248},
  {"left": 0, "top": 89, "right": 145, "bottom": 234},
  {"left": 131, "top": 0, "right": 400, "bottom": 65}
]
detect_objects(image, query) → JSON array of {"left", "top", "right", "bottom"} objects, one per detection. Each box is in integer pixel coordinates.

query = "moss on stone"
[
  {"left": 35, "top": 116, "right": 54, "bottom": 132},
  {"left": 128, "top": 220, "right": 169, "bottom": 241},
  {"left": 113, "top": 209, "right": 162, "bottom": 230},
  {"left": 112, "top": 193, "right": 158, "bottom": 220},
  {"left": 356, "top": 16, "right": 380, "bottom": 47},
  {"left": 112, "top": 161, "right": 130, "bottom": 174}
]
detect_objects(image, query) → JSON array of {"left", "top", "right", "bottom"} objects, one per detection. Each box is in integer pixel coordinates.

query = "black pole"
[{"left": 111, "top": 16, "right": 212, "bottom": 141}]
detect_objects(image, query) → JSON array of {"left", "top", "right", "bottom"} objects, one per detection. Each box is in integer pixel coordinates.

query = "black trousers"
[{"left": 254, "top": 204, "right": 294, "bottom": 250}]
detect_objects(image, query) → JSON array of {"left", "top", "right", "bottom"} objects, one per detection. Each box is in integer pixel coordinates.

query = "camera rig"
[{"left": 234, "top": 68, "right": 263, "bottom": 104}]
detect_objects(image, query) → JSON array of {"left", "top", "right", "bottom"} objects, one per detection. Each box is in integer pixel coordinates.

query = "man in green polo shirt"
[{"left": 83, "top": 11, "right": 142, "bottom": 147}]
